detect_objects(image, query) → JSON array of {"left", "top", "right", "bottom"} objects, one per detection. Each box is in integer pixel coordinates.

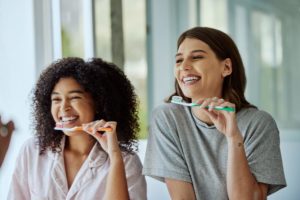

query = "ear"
[{"left": 222, "top": 58, "right": 232, "bottom": 77}]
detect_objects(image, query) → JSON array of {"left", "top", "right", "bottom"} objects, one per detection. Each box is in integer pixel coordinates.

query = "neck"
[
  {"left": 65, "top": 134, "right": 95, "bottom": 155},
  {"left": 190, "top": 92, "right": 223, "bottom": 125},
  {"left": 191, "top": 107, "right": 214, "bottom": 125}
]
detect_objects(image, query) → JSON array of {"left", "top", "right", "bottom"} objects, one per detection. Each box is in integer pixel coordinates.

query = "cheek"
[
  {"left": 174, "top": 69, "right": 181, "bottom": 81},
  {"left": 80, "top": 103, "right": 95, "bottom": 118},
  {"left": 50, "top": 104, "right": 59, "bottom": 120},
  {"left": 174, "top": 68, "right": 178, "bottom": 77}
]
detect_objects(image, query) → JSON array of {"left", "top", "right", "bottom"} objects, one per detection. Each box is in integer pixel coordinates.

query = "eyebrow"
[
  {"left": 51, "top": 90, "right": 85, "bottom": 95},
  {"left": 175, "top": 49, "right": 207, "bottom": 57}
]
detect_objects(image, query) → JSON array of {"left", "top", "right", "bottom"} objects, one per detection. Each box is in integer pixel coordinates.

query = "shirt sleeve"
[
  {"left": 243, "top": 111, "right": 287, "bottom": 195},
  {"left": 7, "top": 140, "right": 32, "bottom": 200},
  {"left": 142, "top": 106, "right": 192, "bottom": 183},
  {"left": 123, "top": 153, "right": 147, "bottom": 200}
]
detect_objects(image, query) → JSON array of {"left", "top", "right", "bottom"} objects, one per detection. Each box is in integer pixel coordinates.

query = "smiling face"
[
  {"left": 175, "top": 38, "right": 232, "bottom": 101},
  {"left": 51, "top": 77, "right": 95, "bottom": 136}
]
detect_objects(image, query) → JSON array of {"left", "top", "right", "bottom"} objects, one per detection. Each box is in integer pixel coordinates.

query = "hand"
[
  {"left": 82, "top": 120, "right": 121, "bottom": 157},
  {"left": 197, "top": 97, "right": 240, "bottom": 138},
  {"left": 0, "top": 115, "right": 15, "bottom": 167}
]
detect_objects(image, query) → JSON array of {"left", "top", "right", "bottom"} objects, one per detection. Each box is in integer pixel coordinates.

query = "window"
[
  {"left": 197, "top": 0, "right": 300, "bottom": 129},
  {"left": 60, "top": 0, "right": 148, "bottom": 137},
  {"left": 61, "top": 0, "right": 84, "bottom": 57}
]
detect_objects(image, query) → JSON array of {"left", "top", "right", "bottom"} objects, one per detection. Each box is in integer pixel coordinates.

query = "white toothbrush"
[{"left": 54, "top": 126, "right": 112, "bottom": 132}]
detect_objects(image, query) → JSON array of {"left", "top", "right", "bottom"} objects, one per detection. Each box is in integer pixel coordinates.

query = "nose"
[
  {"left": 60, "top": 100, "right": 71, "bottom": 111},
  {"left": 179, "top": 60, "right": 192, "bottom": 71}
]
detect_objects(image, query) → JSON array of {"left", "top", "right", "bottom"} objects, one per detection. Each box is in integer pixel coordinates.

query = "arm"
[
  {"left": 143, "top": 105, "right": 195, "bottom": 199},
  {"left": 200, "top": 98, "right": 268, "bottom": 200},
  {"left": 104, "top": 148, "right": 129, "bottom": 200},
  {"left": 84, "top": 120, "right": 129, "bottom": 200},
  {"left": 165, "top": 178, "right": 196, "bottom": 200},
  {"left": 227, "top": 133, "right": 268, "bottom": 200}
]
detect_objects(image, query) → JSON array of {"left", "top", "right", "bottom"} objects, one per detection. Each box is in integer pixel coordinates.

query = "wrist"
[
  {"left": 109, "top": 149, "right": 122, "bottom": 162},
  {"left": 226, "top": 131, "right": 243, "bottom": 145}
]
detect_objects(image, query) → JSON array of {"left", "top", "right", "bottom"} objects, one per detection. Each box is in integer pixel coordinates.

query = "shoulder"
[
  {"left": 152, "top": 102, "right": 185, "bottom": 114},
  {"left": 122, "top": 152, "right": 143, "bottom": 168},
  {"left": 13, "top": 137, "right": 41, "bottom": 173},
  {"left": 237, "top": 107, "right": 279, "bottom": 139},
  {"left": 151, "top": 103, "right": 188, "bottom": 123},
  {"left": 19, "top": 137, "right": 40, "bottom": 156},
  {"left": 237, "top": 107, "right": 276, "bottom": 126},
  {"left": 122, "top": 152, "right": 144, "bottom": 176}
]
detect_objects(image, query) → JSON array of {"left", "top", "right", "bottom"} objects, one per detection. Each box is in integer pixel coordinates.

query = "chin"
[
  {"left": 181, "top": 90, "right": 198, "bottom": 100},
  {"left": 64, "top": 131, "right": 83, "bottom": 137}
]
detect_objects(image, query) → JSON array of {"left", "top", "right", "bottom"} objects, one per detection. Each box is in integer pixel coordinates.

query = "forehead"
[
  {"left": 177, "top": 38, "right": 212, "bottom": 54},
  {"left": 52, "top": 77, "right": 84, "bottom": 92}
]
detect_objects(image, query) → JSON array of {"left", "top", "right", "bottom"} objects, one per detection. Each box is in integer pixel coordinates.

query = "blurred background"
[{"left": 0, "top": 0, "right": 299, "bottom": 199}]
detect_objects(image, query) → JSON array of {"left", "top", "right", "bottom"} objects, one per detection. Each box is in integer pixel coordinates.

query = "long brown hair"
[{"left": 167, "top": 27, "right": 255, "bottom": 112}]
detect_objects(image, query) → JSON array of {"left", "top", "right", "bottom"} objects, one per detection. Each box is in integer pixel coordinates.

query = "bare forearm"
[
  {"left": 165, "top": 179, "right": 196, "bottom": 200},
  {"left": 104, "top": 152, "right": 129, "bottom": 200},
  {"left": 227, "top": 134, "right": 264, "bottom": 200}
]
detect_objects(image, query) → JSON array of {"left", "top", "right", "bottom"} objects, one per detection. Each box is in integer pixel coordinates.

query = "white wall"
[{"left": 0, "top": 0, "right": 36, "bottom": 198}]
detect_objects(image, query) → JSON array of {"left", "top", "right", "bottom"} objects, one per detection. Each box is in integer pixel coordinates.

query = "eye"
[
  {"left": 51, "top": 97, "right": 61, "bottom": 102},
  {"left": 176, "top": 59, "right": 183, "bottom": 64},
  {"left": 70, "top": 96, "right": 81, "bottom": 100},
  {"left": 192, "top": 55, "right": 204, "bottom": 60}
]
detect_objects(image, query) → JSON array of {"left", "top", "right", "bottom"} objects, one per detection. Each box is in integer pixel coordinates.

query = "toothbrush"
[
  {"left": 171, "top": 96, "right": 235, "bottom": 112},
  {"left": 54, "top": 125, "right": 112, "bottom": 132}
]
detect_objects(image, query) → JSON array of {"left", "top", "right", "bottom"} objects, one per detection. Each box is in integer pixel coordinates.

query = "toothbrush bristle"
[
  {"left": 55, "top": 122, "right": 63, "bottom": 128},
  {"left": 171, "top": 95, "right": 183, "bottom": 102}
]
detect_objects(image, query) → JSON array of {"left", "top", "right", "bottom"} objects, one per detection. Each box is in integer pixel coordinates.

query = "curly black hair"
[{"left": 32, "top": 57, "right": 139, "bottom": 154}]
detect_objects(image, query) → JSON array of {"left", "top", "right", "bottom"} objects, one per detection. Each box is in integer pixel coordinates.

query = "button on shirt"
[{"left": 8, "top": 137, "right": 147, "bottom": 200}]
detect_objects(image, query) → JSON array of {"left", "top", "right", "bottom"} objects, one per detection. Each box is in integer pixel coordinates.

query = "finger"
[
  {"left": 103, "top": 121, "right": 116, "bottom": 131},
  {"left": 82, "top": 120, "right": 102, "bottom": 134},
  {"left": 219, "top": 101, "right": 235, "bottom": 109},
  {"left": 102, "top": 122, "right": 117, "bottom": 141},
  {"left": 219, "top": 101, "right": 236, "bottom": 114},
  {"left": 199, "top": 98, "right": 211, "bottom": 109},
  {"left": 212, "top": 97, "right": 218, "bottom": 102},
  {"left": 92, "top": 119, "right": 108, "bottom": 135},
  {"left": 7, "top": 121, "right": 15, "bottom": 134},
  {"left": 209, "top": 98, "right": 226, "bottom": 111},
  {"left": 195, "top": 98, "right": 206, "bottom": 105},
  {"left": 82, "top": 123, "right": 94, "bottom": 134},
  {"left": 208, "top": 98, "right": 219, "bottom": 111},
  {"left": 217, "top": 98, "right": 225, "bottom": 104},
  {"left": 202, "top": 107, "right": 218, "bottom": 121}
]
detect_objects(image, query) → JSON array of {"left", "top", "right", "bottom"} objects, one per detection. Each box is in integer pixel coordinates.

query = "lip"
[
  {"left": 181, "top": 74, "right": 201, "bottom": 85},
  {"left": 58, "top": 115, "right": 79, "bottom": 127}
]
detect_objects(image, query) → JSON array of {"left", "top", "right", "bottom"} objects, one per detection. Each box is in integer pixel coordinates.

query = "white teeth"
[
  {"left": 61, "top": 116, "right": 77, "bottom": 122},
  {"left": 183, "top": 76, "right": 200, "bottom": 83}
]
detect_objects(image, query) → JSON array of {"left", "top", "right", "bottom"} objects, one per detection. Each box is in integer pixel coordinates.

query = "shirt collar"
[{"left": 48, "top": 136, "right": 108, "bottom": 168}]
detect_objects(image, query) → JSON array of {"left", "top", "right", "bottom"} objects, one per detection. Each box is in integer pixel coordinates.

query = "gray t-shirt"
[{"left": 143, "top": 103, "right": 286, "bottom": 199}]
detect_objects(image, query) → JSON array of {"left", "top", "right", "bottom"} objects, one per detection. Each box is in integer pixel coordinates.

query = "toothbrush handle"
[
  {"left": 87, "top": 127, "right": 113, "bottom": 132},
  {"left": 191, "top": 104, "right": 235, "bottom": 112},
  {"left": 214, "top": 106, "right": 235, "bottom": 112},
  {"left": 97, "top": 127, "right": 113, "bottom": 132}
]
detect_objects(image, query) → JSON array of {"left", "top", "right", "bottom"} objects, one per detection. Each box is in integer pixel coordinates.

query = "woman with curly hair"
[{"left": 8, "top": 57, "right": 147, "bottom": 200}]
